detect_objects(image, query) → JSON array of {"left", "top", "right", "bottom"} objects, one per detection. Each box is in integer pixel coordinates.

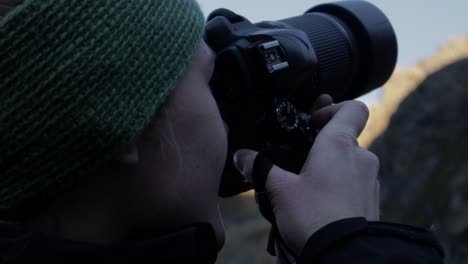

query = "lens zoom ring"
[{"left": 280, "top": 13, "right": 355, "bottom": 98}]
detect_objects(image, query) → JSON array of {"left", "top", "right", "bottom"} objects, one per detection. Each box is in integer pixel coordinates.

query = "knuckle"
[
  {"left": 266, "top": 172, "right": 284, "bottom": 192},
  {"left": 342, "top": 101, "right": 369, "bottom": 125},
  {"left": 326, "top": 129, "right": 358, "bottom": 149},
  {"left": 361, "top": 149, "right": 380, "bottom": 171},
  {"left": 353, "top": 101, "right": 370, "bottom": 119},
  {"left": 369, "top": 152, "right": 380, "bottom": 168}
]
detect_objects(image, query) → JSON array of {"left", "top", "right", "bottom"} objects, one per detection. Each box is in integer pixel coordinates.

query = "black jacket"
[
  {"left": 297, "top": 217, "right": 444, "bottom": 264},
  {"left": 0, "top": 218, "right": 444, "bottom": 263}
]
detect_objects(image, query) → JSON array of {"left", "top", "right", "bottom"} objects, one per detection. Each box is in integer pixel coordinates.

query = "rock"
[
  {"left": 218, "top": 192, "right": 275, "bottom": 264},
  {"left": 360, "top": 36, "right": 468, "bottom": 148},
  {"left": 370, "top": 58, "right": 468, "bottom": 262}
]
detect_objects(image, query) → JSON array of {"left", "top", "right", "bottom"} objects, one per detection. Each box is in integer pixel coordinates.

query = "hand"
[{"left": 233, "top": 96, "right": 380, "bottom": 255}]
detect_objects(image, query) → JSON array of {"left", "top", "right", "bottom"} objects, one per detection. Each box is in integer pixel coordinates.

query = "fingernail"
[
  {"left": 233, "top": 150, "right": 253, "bottom": 183},
  {"left": 233, "top": 151, "right": 244, "bottom": 174}
]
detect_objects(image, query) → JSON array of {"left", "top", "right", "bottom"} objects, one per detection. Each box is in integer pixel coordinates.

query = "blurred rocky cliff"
[
  {"left": 360, "top": 35, "right": 468, "bottom": 147},
  {"left": 218, "top": 35, "right": 468, "bottom": 264},
  {"left": 369, "top": 35, "right": 468, "bottom": 263}
]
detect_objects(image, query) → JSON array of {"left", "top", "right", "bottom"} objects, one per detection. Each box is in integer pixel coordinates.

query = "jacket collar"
[{"left": 0, "top": 222, "right": 218, "bottom": 263}]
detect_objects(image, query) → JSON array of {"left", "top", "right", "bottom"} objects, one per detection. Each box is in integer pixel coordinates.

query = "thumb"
[
  {"left": 233, "top": 149, "right": 259, "bottom": 184},
  {"left": 234, "top": 149, "right": 278, "bottom": 224},
  {"left": 234, "top": 149, "right": 296, "bottom": 193}
]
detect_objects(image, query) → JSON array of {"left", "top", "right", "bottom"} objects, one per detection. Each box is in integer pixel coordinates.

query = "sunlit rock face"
[
  {"left": 370, "top": 58, "right": 468, "bottom": 263},
  {"left": 360, "top": 36, "right": 468, "bottom": 148}
]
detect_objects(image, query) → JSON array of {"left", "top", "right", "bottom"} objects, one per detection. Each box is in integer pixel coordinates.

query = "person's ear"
[{"left": 117, "top": 141, "right": 140, "bottom": 164}]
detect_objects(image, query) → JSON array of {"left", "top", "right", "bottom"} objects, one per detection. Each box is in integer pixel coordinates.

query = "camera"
[{"left": 204, "top": 1, "right": 398, "bottom": 197}]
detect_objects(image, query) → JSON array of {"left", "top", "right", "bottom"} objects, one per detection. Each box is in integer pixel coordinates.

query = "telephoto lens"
[
  {"left": 205, "top": 1, "right": 398, "bottom": 197},
  {"left": 275, "top": 1, "right": 397, "bottom": 100}
]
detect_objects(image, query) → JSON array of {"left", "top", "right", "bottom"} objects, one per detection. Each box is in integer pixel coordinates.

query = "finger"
[
  {"left": 233, "top": 149, "right": 259, "bottom": 183},
  {"left": 233, "top": 149, "right": 296, "bottom": 223},
  {"left": 319, "top": 100, "right": 369, "bottom": 140},
  {"left": 233, "top": 149, "right": 297, "bottom": 195},
  {"left": 234, "top": 149, "right": 295, "bottom": 192},
  {"left": 310, "top": 94, "right": 334, "bottom": 113},
  {"left": 311, "top": 101, "right": 347, "bottom": 128}
]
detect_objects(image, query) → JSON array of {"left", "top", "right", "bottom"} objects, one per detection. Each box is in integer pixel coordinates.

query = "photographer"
[{"left": 0, "top": 0, "right": 444, "bottom": 263}]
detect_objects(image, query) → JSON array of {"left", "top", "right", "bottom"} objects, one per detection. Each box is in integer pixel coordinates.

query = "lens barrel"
[{"left": 280, "top": 1, "right": 397, "bottom": 100}]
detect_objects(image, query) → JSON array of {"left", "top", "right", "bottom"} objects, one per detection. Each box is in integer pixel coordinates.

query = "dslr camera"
[{"left": 204, "top": 1, "right": 397, "bottom": 197}]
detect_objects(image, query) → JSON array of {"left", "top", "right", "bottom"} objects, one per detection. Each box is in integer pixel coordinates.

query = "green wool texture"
[{"left": 0, "top": 0, "right": 205, "bottom": 210}]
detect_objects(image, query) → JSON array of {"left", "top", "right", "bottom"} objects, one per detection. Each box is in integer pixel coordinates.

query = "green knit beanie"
[{"left": 0, "top": 0, "right": 205, "bottom": 212}]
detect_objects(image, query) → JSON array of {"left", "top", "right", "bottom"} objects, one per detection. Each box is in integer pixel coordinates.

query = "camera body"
[{"left": 205, "top": 1, "right": 398, "bottom": 197}]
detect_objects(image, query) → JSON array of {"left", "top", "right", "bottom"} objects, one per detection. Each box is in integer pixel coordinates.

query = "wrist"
[
  {"left": 298, "top": 217, "right": 368, "bottom": 259},
  {"left": 297, "top": 218, "right": 444, "bottom": 263},
  {"left": 289, "top": 214, "right": 360, "bottom": 254}
]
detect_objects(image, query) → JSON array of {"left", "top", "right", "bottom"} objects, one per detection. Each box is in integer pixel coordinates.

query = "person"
[{"left": 0, "top": 0, "right": 444, "bottom": 263}]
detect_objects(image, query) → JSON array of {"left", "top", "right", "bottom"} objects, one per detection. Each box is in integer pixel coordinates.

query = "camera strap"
[{"left": 252, "top": 151, "right": 298, "bottom": 263}]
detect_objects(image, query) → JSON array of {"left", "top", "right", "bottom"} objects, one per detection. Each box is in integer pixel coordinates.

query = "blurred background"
[{"left": 198, "top": 0, "right": 468, "bottom": 263}]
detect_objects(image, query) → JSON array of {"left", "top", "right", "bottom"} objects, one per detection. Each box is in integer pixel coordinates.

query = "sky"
[{"left": 197, "top": 0, "right": 468, "bottom": 103}]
